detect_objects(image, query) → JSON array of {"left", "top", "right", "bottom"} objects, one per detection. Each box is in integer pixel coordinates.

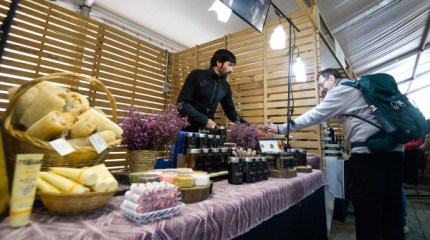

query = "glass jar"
[
  {"left": 215, "top": 135, "right": 221, "bottom": 148},
  {"left": 201, "top": 148, "right": 212, "bottom": 173},
  {"left": 287, "top": 149, "right": 297, "bottom": 168},
  {"left": 210, "top": 148, "right": 222, "bottom": 172},
  {"left": 183, "top": 132, "right": 196, "bottom": 153},
  {"left": 277, "top": 152, "right": 289, "bottom": 169},
  {"left": 187, "top": 148, "right": 202, "bottom": 170},
  {"left": 218, "top": 125, "right": 227, "bottom": 138},
  {"left": 208, "top": 125, "right": 217, "bottom": 135},
  {"left": 255, "top": 157, "right": 262, "bottom": 182},
  {"left": 220, "top": 147, "right": 230, "bottom": 171},
  {"left": 264, "top": 152, "right": 276, "bottom": 170},
  {"left": 195, "top": 133, "right": 207, "bottom": 148},
  {"left": 297, "top": 148, "right": 307, "bottom": 166},
  {"left": 243, "top": 157, "right": 256, "bottom": 183},
  {"left": 261, "top": 157, "right": 269, "bottom": 180},
  {"left": 207, "top": 134, "right": 215, "bottom": 148},
  {"left": 228, "top": 157, "right": 243, "bottom": 185}
]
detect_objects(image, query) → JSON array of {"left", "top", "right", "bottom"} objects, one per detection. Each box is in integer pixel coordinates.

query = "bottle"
[{"left": 370, "top": 105, "right": 397, "bottom": 133}]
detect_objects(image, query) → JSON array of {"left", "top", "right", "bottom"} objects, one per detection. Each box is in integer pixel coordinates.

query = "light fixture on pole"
[
  {"left": 294, "top": 55, "right": 307, "bottom": 82},
  {"left": 209, "top": 0, "right": 232, "bottom": 23},
  {"left": 270, "top": 24, "right": 286, "bottom": 49}
]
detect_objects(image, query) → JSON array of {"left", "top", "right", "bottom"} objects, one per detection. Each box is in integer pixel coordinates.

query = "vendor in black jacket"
[{"left": 177, "top": 49, "right": 248, "bottom": 132}]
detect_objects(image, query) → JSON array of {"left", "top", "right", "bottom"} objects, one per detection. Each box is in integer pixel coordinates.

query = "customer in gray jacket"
[{"left": 262, "top": 68, "right": 404, "bottom": 240}]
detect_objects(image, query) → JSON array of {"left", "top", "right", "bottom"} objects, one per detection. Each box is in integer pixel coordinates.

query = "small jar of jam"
[
  {"left": 215, "top": 135, "right": 221, "bottom": 148},
  {"left": 243, "top": 157, "right": 256, "bottom": 183},
  {"left": 255, "top": 157, "right": 262, "bottom": 182},
  {"left": 220, "top": 147, "right": 230, "bottom": 170},
  {"left": 195, "top": 133, "right": 208, "bottom": 148},
  {"left": 297, "top": 148, "right": 307, "bottom": 166},
  {"left": 277, "top": 152, "right": 289, "bottom": 169},
  {"left": 228, "top": 157, "right": 243, "bottom": 185},
  {"left": 261, "top": 157, "right": 269, "bottom": 180},
  {"left": 210, "top": 148, "right": 222, "bottom": 172},
  {"left": 208, "top": 125, "right": 217, "bottom": 135},
  {"left": 183, "top": 132, "right": 196, "bottom": 153},
  {"left": 287, "top": 149, "right": 297, "bottom": 168},
  {"left": 187, "top": 148, "right": 202, "bottom": 170},
  {"left": 201, "top": 148, "right": 212, "bottom": 173},
  {"left": 207, "top": 134, "right": 215, "bottom": 148},
  {"left": 218, "top": 125, "right": 227, "bottom": 138}
]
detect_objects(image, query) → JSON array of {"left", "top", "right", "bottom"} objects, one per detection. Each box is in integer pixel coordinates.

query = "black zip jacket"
[{"left": 176, "top": 67, "right": 247, "bottom": 132}]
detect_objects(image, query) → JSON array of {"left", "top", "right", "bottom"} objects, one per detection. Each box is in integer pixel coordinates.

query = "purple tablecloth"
[{"left": 0, "top": 170, "right": 333, "bottom": 240}]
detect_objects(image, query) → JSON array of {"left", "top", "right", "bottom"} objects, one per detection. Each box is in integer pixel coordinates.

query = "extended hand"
[
  {"left": 260, "top": 123, "right": 278, "bottom": 134},
  {"left": 205, "top": 119, "right": 217, "bottom": 127}
]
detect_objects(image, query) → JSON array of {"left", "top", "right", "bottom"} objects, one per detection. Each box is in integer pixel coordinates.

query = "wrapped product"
[
  {"left": 86, "top": 164, "right": 118, "bottom": 191},
  {"left": 138, "top": 174, "right": 161, "bottom": 183},
  {"left": 67, "top": 130, "right": 116, "bottom": 147},
  {"left": 174, "top": 173, "right": 193, "bottom": 188},
  {"left": 66, "top": 91, "right": 89, "bottom": 113},
  {"left": 90, "top": 178, "right": 108, "bottom": 192},
  {"left": 192, "top": 174, "right": 210, "bottom": 186},
  {"left": 20, "top": 88, "right": 66, "bottom": 128},
  {"left": 50, "top": 167, "right": 98, "bottom": 186},
  {"left": 70, "top": 114, "right": 99, "bottom": 138},
  {"left": 25, "top": 111, "right": 67, "bottom": 140},
  {"left": 36, "top": 178, "right": 61, "bottom": 193},
  {"left": 39, "top": 172, "right": 90, "bottom": 194},
  {"left": 78, "top": 109, "right": 123, "bottom": 138}
]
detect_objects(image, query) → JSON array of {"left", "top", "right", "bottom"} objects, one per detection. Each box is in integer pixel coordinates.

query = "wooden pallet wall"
[
  {"left": 169, "top": 11, "right": 323, "bottom": 156},
  {"left": 0, "top": 0, "right": 168, "bottom": 171}
]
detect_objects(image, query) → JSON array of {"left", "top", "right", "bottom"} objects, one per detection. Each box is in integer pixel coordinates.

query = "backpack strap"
[
  {"left": 344, "top": 114, "right": 384, "bottom": 131},
  {"left": 339, "top": 81, "right": 359, "bottom": 88},
  {"left": 351, "top": 142, "right": 367, "bottom": 148}
]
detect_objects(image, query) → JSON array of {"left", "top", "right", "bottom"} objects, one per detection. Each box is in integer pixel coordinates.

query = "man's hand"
[
  {"left": 260, "top": 123, "right": 278, "bottom": 134},
  {"left": 205, "top": 119, "right": 217, "bottom": 127}
]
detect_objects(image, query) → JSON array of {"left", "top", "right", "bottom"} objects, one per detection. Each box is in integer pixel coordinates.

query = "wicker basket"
[
  {"left": 4, "top": 72, "right": 122, "bottom": 171},
  {"left": 38, "top": 188, "right": 118, "bottom": 215},
  {"left": 128, "top": 150, "right": 158, "bottom": 172}
]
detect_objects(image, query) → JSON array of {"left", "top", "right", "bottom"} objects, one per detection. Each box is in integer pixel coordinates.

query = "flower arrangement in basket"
[
  {"left": 118, "top": 104, "right": 189, "bottom": 172},
  {"left": 4, "top": 72, "right": 123, "bottom": 171},
  {"left": 227, "top": 121, "right": 275, "bottom": 150}
]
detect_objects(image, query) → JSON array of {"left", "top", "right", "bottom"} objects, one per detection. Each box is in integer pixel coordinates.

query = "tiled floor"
[{"left": 329, "top": 185, "right": 430, "bottom": 240}]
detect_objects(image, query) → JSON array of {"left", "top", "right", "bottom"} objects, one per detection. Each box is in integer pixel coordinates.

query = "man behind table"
[
  {"left": 176, "top": 49, "right": 247, "bottom": 132},
  {"left": 261, "top": 68, "right": 405, "bottom": 240}
]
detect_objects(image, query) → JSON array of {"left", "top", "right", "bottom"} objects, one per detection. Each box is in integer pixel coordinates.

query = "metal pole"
[
  {"left": 286, "top": 22, "right": 293, "bottom": 149},
  {"left": 0, "top": 0, "right": 21, "bottom": 64}
]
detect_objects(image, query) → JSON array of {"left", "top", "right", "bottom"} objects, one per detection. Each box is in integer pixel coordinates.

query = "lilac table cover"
[{"left": 0, "top": 170, "right": 332, "bottom": 240}]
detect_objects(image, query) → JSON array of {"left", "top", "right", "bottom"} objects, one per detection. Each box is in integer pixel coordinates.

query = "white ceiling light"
[
  {"left": 294, "top": 56, "right": 307, "bottom": 82},
  {"left": 270, "top": 24, "right": 286, "bottom": 49},
  {"left": 208, "top": 0, "right": 232, "bottom": 23}
]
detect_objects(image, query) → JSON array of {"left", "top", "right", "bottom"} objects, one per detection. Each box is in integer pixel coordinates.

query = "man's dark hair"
[
  {"left": 210, "top": 49, "right": 236, "bottom": 67},
  {"left": 318, "top": 68, "right": 342, "bottom": 80}
]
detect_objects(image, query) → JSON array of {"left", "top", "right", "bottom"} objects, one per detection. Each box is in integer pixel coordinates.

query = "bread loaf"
[
  {"left": 67, "top": 130, "right": 116, "bottom": 147},
  {"left": 25, "top": 111, "right": 67, "bottom": 140}
]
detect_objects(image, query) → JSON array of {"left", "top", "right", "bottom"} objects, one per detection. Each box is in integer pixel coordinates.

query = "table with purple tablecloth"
[{"left": 0, "top": 170, "right": 334, "bottom": 240}]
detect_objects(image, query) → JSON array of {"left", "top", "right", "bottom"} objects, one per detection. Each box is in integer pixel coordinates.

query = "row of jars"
[
  {"left": 258, "top": 148, "right": 307, "bottom": 170},
  {"left": 227, "top": 157, "right": 269, "bottom": 185},
  {"left": 183, "top": 132, "right": 226, "bottom": 153},
  {"left": 186, "top": 147, "right": 242, "bottom": 174},
  {"left": 199, "top": 125, "right": 227, "bottom": 138}
]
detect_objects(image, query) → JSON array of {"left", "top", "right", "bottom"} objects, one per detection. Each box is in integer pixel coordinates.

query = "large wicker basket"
[
  {"left": 4, "top": 72, "right": 122, "bottom": 171},
  {"left": 38, "top": 188, "right": 118, "bottom": 215}
]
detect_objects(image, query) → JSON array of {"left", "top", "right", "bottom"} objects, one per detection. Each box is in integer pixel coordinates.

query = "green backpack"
[{"left": 341, "top": 73, "right": 429, "bottom": 151}]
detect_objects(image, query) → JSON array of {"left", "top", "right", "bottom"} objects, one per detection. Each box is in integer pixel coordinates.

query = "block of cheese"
[
  {"left": 37, "top": 178, "right": 61, "bottom": 193},
  {"left": 39, "top": 172, "right": 90, "bottom": 194},
  {"left": 78, "top": 109, "right": 123, "bottom": 138},
  {"left": 67, "top": 130, "right": 116, "bottom": 147},
  {"left": 50, "top": 167, "right": 98, "bottom": 186},
  {"left": 66, "top": 91, "right": 89, "bottom": 113},
  {"left": 20, "top": 88, "right": 66, "bottom": 128},
  {"left": 25, "top": 111, "right": 67, "bottom": 140},
  {"left": 70, "top": 114, "right": 99, "bottom": 138}
]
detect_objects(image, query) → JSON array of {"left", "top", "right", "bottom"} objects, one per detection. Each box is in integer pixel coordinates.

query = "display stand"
[{"left": 269, "top": 168, "right": 297, "bottom": 178}]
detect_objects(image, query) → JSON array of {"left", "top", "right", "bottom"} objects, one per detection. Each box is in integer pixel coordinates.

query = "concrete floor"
[{"left": 329, "top": 185, "right": 430, "bottom": 240}]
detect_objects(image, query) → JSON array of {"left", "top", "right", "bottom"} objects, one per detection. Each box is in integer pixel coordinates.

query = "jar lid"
[
  {"left": 215, "top": 135, "right": 221, "bottom": 139},
  {"left": 228, "top": 157, "right": 240, "bottom": 163},
  {"left": 208, "top": 125, "right": 216, "bottom": 129},
  {"left": 207, "top": 134, "right": 214, "bottom": 139},
  {"left": 297, "top": 149, "right": 306, "bottom": 153},
  {"left": 287, "top": 148, "right": 297, "bottom": 153},
  {"left": 261, "top": 157, "right": 268, "bottom": 162},
  {"left": 220, "top": 147, "right": 229, "bottom": 153},
  {"left": 184, "top": 132, "right": 194, "bottom": 137},
  {"left": 243, "top": 157, "right": 254, "bottom": 162},
  {"left": 218, "top": 125, "right": 226, "bottom": 129},
  {"left": 254, "top": 157, "right": 261, "bottom": 162},
  {"left": 210, "top": 148, "right": 220, "bottom": 153},
  {"left": 201, "top": 148, "right": 210, "bottom": 153},
  {"left": 187, "top": 148, "right": 202, "bottom": 154},
  {"left": 195, "top": 133, "right": 206, "bottom": 138}
]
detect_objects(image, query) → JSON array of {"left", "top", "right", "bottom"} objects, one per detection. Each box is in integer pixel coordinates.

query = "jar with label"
[
  {"left": 243, "top": 157, "right": 256, "bottom": 183},
  {"left": 263, "top": 152, "right": 276, "bottom": 170},
  {"left": 208, "top": 125, "right": 218, "bottom": 135},
  {"left": 210, "top": 148, "right": 222, "bottom": 172},
  {"left": 195, "top": 133, "right": 208, "bottom": 148},
  {"left": 277, "top": 152, "right": 289, "bottom": 169},
  {"left": 255, "top": 157, "right": 262, "bottom": 182},
  {"left": 220, "top": 147, "right": 230, "bottom": 170},
  {"left": 287, "top": 149, "right": 297, "bottom": 168},
  {"left": 187, "top": 148, "right": 202, "bottom": 170},
  {"left": 261, "top": 157, "right": 269, "bottom": 180},
  {"left": 228, "top": 157, "right": 243, "bottom": 184},
  {"left": 183, "top": 132, "right": 196, "bottom": 153},
  {"left": 207, "top": 134, "right": 215, "bottom": 148},
  {"left": 201, "top": 148, "right": 212, "bottom": 173},
  {"left": 218, "top": 125, "right": 227, "bottom": 138},
  {"left": 297, "top": 148, "right": 307, "bottom": 166},
  {"left": 215, "top": 135, "right": 221, "bottom": 148}
]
